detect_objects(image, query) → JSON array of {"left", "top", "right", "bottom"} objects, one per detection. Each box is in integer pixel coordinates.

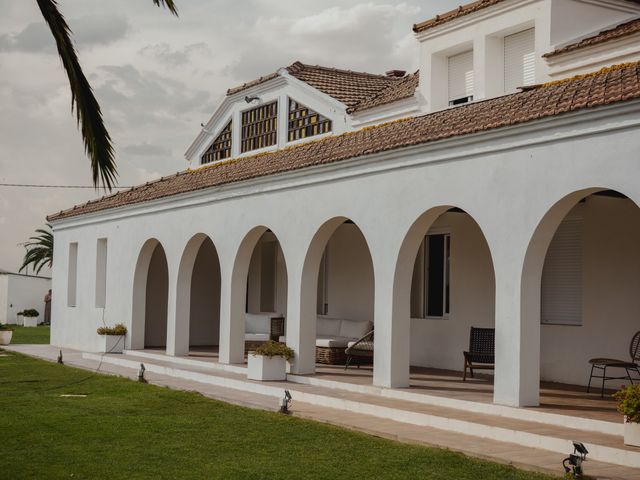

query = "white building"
[
  {"left": 49, "top": 0, "right": 640, "bottom": 412},
  {"left": 0, "top": 269, "right": 51, "bottom": 324}
]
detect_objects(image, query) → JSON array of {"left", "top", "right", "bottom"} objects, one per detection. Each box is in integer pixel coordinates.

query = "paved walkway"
[{"left": 5, "top": 344, "right": 640, "bottom": 480}]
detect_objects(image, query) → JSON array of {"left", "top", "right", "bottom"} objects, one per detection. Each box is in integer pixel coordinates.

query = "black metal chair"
[
  {"left": 587, "top": 330, "right": 640, "bottom": 398},
  {"left": 463, "top": 327, "right": 495, "bottom": 381},
  {"left": 344, "top": 329, "right": 374, "bottom": 369}
]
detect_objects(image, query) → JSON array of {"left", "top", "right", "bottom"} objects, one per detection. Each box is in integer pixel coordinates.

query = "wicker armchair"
[
  {"left": 463, "top": 327, "right": 495, "bottom": 381},
  {"left": 587, "top": 330, "right": 640, "bottom": 397},
  {"left": 344, "top": 329, "right": 374, "bottom": 369}
]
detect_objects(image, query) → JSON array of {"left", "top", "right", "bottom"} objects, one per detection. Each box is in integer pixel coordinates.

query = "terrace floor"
[{"left": 153, "top": 346, "right": 621, "bottom": 424}]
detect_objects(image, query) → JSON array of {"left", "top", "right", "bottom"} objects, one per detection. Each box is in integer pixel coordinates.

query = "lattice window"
[
  {"left": 241, "top": 102, "right": 278, "bottom": 153},
  {"left": 288, "top": 99, "right": 332, "bottom": 142},
  {"left": 201, "top": 121, "right": 232, "bottom": 164}
]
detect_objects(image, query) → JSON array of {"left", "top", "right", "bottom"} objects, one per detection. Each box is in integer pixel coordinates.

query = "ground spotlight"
[
  {"left": 138, "top": 363, "right": 147, "bottom": 383},
  {"left": 562, "top": 441, "right": 588, "bottom": 478},
  {"left": 57, "top": 350, "right": 63, "bottom": 364},
  {"left": 279, "top": 390, "right": 292, "bottom": 414}
]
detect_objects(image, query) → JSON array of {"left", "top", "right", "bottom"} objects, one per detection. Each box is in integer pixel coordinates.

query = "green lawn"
[
  {"left": 0, "top": 351, "right": 557, "bottom": 480},
  {"left": 9, "top": 325, "right": 50, "bottom": 344}
]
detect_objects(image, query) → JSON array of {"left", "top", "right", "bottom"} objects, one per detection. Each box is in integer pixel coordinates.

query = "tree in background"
[
  {"left": 36, "top": 0, "right": 178, "bottom": 191},
  {"left": 20, "top": 225, "right": 54, "bottom": 275}
]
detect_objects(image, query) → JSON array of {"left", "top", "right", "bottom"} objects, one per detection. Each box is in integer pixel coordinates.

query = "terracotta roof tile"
[
  {"left": 225, "top": 61, "right": 402, "bottom": 108},
  {"left": 545, "top": 17, "right": 640, "bottom": 58},
  {"left": 49, "top": 62, "right": 640, "bottom": 222},
  {"left": 349, "top": 71, "right": 419, "bottom": 113},
  {"left": 286, "top": 61, "right": 403, "bottom": 108},
  {"left": 413, "top": 0, "right": 505, "bottom": 33}
]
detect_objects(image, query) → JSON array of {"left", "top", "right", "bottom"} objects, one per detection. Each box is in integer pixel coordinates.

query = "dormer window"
[
  {"left": 288, "top": 99, "right": 332, "bottom": 142},
  {"left": 241, "top": 101, "right": 278, "bottom": 153},
  {"left": 448, "top": 50, "right": 474, "bottom": 106},
  {"left": 201, "top": 120, "right": 232, "bottom": 164},
  {"left": 504, "top": 28, "right": 535, "bottom": 94}
]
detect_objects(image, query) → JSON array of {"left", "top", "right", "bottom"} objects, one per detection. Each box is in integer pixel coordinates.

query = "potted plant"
[
  {"left": 247, "top": 341, "right": 294, "bottom": 381},
  {"left": 614, "top": 384, "right": 640, "bottom": 447},
  {"left": 0, "top": 324, "right": 13, "bottom": 345},
  {"left": 96, "top": 324, "right": 127, "bottom": 354},
  {"left": 20, "top": 309, "right": 40, "bottom": 328}
]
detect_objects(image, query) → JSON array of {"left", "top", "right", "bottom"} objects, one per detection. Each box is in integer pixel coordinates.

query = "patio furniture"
[
  {"left": 587, "top": 330, "right": 640, "bottom": 398},
  {"left": 463, "top": 327, "right": 495, "bottom": 381},
  {"left": 345, "top": 329, "right": 374, "bottom": 369},
  {"left": 278, "top": 316, "right": 372, "bottom": 364},
  {"left": 244, "top": 313, "right": 285, "bottom": 353}
]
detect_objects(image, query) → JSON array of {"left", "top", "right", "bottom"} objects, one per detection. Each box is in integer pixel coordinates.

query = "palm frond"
[
  {"left": 36, "top": 0, "right": 117, "bottom": 191},
  {"left": 20, "top": 225, "right": 54, "bottom": 275},
  {"left": 152, "top": 0, "right": 179, "bottom": 16}
]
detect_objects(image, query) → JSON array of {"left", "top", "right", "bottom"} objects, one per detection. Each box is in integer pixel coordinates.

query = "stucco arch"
[
  {"left": 222, "top": 225, "right": 289, "bottom": 364},
  {"left": 382, "top": 205, "right": 496, "bottom": 387},
  {"left": 173, "top": 233, "right": 221, "bottom": 356},
  {"left": 519, "top": 187, "right": 640, "bottom": 401},
  {"left": 131, "top": 238, "right": 169, "bottom": 351},
  {"left": 288, "top": 216, "right": 375, "bottom": 374}
]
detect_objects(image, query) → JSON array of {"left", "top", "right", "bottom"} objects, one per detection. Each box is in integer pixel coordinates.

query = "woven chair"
[
  {"left": 587, "top": 330, "right": 640, "bottom": 398},
  {"left": 344, "top": 329, "right": 374, "bottom": 369},
  {"left": 463, "top": 327, "right": 495, "bottom": 381}
]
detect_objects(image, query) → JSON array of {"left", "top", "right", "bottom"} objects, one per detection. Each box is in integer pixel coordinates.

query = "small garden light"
[
  {"left": 562, "top": 441, "right": 588, "bottom": 478},
  {"left": 138, "top": 363, "right": 147, "bottom": 383},
  {"left": 57, "top": 350, "right": 63, "bottom": 364},
  {"left": 279, "top": 390, "right": 292, "bottom": 415}
]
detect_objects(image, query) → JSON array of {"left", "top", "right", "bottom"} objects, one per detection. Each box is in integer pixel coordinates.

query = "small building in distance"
[{"left": 0, "top": 269, "right": 51, "bottom": 324}]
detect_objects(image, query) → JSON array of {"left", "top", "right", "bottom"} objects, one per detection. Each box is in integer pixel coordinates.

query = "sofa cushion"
[
  {"left": 315, "top": 336, "right": 351, "bottom": 348},
  {"left": 339, "top": 319, "right": 372, "bottom": 339},
  {"left": 245, "top": 333, "right": 270, "bottom": 342},
  {"left": 316, "top": 316, "right": 341, "bottom": 337},
  {"left": 245, "top": 313, "right": 277, "bottom": 334},
  {"left": 278, "top": 336, "right": 287, "bottom": 343}
]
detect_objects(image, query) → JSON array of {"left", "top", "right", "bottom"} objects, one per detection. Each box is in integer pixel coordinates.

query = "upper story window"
[
  {"left": 504, "top": 28, "right": 535, "bottom": 94},
  {"left": 201, "top": 120, "right": 232, "bottom": 164},
  {"left": 241, "top": 101, "right": 278, "bottom": 153},
  {"left": 448, "top": 50, "right": 474, "bottom": 106},
  {"left": 288, "top": 99, "right": 332, "bottom": 142}
]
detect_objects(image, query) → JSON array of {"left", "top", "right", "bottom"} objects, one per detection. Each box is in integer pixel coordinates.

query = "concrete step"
[
  {"left": 84, "top": 351, "right": 640, "bottom": 470},
  {"left": 120, "top": 349, "right": 622, "bottom": 437}
]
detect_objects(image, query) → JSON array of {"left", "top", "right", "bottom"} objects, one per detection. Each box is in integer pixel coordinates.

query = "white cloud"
[{"left": 0, "top": 0, "right": 458, "bottom": 272}]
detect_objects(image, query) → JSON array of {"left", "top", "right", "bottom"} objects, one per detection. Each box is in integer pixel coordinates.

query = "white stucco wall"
[
  {"left": 0, "top": 274, "right": 51, "bottom": 324},
  {"left": 49, "top": 99, "right": 640, "bottom": 406}
]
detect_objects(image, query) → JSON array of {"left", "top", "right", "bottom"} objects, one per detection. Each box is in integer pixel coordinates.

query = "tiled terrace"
[{"left": 157, "top": 346, "right": 622, "bottom": 424}]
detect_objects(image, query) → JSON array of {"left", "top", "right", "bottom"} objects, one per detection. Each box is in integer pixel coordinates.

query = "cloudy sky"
[{"left": 0, "top": 0, "right": 458, "bottom": 274}]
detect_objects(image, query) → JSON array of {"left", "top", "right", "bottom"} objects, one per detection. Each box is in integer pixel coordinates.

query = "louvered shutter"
[
  {"left": 541, "top": 212, "right": 583, "bottom": 325},
  {"left": 448, "top": 51, "right": 474, "bottom": 102},
  {"left": 504, "top": 28, "right": 536, "bottom": 93}
]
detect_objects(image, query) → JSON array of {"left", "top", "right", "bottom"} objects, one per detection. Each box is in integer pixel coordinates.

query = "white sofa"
[
  {"left": 280, "top": 316, "right": 372, "bottom": 364},
  {"left": 245, "top": 313, "right": 285, "bottom": 352}
]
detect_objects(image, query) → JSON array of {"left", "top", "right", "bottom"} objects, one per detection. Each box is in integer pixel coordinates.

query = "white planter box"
[
  {"left": 98, "top": 335, "right": 125, "bottom": 354},
  {"left": 0, "top": 330, "right": 13, "bottom": 345},
  {"left": 23, "top": 316, "right": 39, "bottom": 328},
  {"left": 247, "top": 354, "right": 287, "bottom": 381},
  {"left": 16, "top": 315, "right": 24, "bottom": 326},
  {"left": 624, "top": 421, "right": 640, "bottom": 447}
]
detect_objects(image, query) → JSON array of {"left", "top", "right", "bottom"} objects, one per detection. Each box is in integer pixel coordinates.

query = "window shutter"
[
  {"left": 504, "top": 28, "right": 535, "bottom": 93},
  {"left": 541, "top": 212, "right": 583, "bottom": 325},
  {"left": 448, "top": 51, "right": 474, "bottom": 102}
]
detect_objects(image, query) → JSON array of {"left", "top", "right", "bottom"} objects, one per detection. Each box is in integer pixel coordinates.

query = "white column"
[
  {"left": 165, "top": 268, "right": 186, "bottom": 356},
  {"left": 218, "top": 266, "right": 245, "bottom": 364},
  {"left": 493, "top": 256, "right": 540, "bottom": 407},
  {"left": 286, "top": 266, "right": 316, "bottom": 375},
  {"left": 373, "top": 262, "right": 410, "bottom": 388}
]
